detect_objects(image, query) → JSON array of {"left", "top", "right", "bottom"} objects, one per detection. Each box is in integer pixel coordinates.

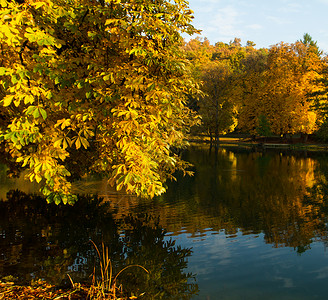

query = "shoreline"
[{"left": 188, "top": 136, "right": 328, "bottom": 151}]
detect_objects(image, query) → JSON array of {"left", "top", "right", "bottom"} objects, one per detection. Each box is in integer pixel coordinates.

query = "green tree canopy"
[{"left": 0, "top": 0, "right": 201, "bottom": 204}]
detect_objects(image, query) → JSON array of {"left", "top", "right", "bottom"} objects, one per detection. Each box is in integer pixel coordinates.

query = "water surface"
[{"left": 1, "top": 146, "right": 328, "bottom": 299}]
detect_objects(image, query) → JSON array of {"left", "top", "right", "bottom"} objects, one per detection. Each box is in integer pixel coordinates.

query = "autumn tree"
[
  {"left": 300, "top": 34, "right": 328, "bottom": 141},
  {"left": 237, "top": 48, "right": 269, "bottom": 133},
  {"left": 238, "top": 42, "right": 322, "bottom": 137},
  {"left": 313, "top": 58, "right": 328, "bottom": 141},
  {"left": 0, "top": 0, "right": 201, "bottom": 204},
  {"left": 184, "top": 38, "right": 250, "bottom": 142},
  {"left": 183, "top": 37, "right": 214, "bottom": 68},
  {"left": 198, "top": 61, "right": 237, "bottom": 144},
  {"left": 265, "top": 42, "right": 321, "bottom": 137}
]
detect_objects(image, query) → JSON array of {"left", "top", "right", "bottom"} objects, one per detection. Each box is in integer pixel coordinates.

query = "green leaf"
[
  {"left": 68, "top": 195, "right": 78, "bottom": 205},
  {"left": 46, "top": 91, "right": 53, "bottom": 99},
  {"left": 0, "top": 0, "right": 8, "bottom": 8},
  {"left": 25, "top": 105, "right": 36, "bottom": 115},
  {"left": 62, "top": 137, "right": 70, "bottom": 149},
  {"left": 54, "top": 138, "right": 63, "bottom": 148},
  {"left": 0, "top": 67, "right": 6, "bottom": 76},
  {"left": 54, "top": 194, "right": 62, "bottom": 205},
  {"left": 39, "top": 108, "right": 47, "bottom": 120},
  {"left": 24, "top": 94, "right": 35, "bottom": 104},
  {"left": 11, "top": 75, "right": 19, "bottom": 84},
  {"left": 103, "top": 74, "right": 110, "bottom": 81},
  {"left": 32, "top": 108, "right": 40, "bottom": 118},
  {"left": 46, "top": 193, "right": 54, "bottom": 204},
  {"left": 62, "top": 195, "right": 68, "bottom": 204},
  {"left": 16, "top": 156, "right": 24, "bottom": 163}
]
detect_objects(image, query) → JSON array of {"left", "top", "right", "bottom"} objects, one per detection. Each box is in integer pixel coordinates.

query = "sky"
[{"left": 185, "top": 0, "right": 328, "bottom": 53}]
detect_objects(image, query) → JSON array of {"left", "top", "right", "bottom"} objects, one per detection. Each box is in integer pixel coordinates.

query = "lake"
[{"left": 1, "top": 145, "right": 328, "bottom": 299}]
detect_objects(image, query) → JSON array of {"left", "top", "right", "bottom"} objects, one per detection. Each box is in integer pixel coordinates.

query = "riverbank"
[
  {"left": 188, "top": 134, "right": 328, "bottom": 151},
  {"left": 0, "top": 280, "right": 81, "bottom": 299},
  {"left": 0, "top": 280, "right": 135, "bottom": 300}
]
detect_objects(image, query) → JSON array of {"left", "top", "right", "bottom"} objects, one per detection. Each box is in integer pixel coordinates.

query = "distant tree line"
[{"left": 183, "top": 34, "right": 328, "bottom": 144}]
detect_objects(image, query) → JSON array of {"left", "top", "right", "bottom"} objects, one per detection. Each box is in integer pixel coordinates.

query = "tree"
[
  {"left": 238, "top": 42, "right": 322, "bottom": 136},
  {"left": 256, "top": 114, "right": 272, "bottom": 137},
  {"left": 0, "top": 0, "right": 200, "bottom": 204},
  {"left": 235, "top": 48, "right": 269, "bottom": 133},
  {"left": 299, "top": 33, "right": 322, "bottom": 57},
  {"left": 198, "top": 61, "right": 237, "bottom": 144},
  {"left": 183, "top": 38, "right": 248, "bottom": 142},
  {"left": 264, "top": 42, "right": 320, "bottom": 136}
]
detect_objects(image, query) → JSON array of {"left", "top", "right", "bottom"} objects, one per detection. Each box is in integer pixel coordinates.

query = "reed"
[{"left": 88, "top": 240, "right": 149, "bottom": 300}]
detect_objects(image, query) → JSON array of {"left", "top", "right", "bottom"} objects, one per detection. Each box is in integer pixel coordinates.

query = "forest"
[{"left": 182, "top": 34, "right": 328, "bottom": 145}]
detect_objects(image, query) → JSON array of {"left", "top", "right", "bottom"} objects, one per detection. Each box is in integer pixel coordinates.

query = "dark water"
[{"left": 1, "top": 145, "right": 328, "bottom": 299}]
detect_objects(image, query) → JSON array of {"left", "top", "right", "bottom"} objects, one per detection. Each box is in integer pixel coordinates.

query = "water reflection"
[
  {"left": 3, "top": 146, "right": 328, "bottom": 299},
  {"left": 0, "top": 190, "right": 198, "bottom": 299},
  {"left": 131, "top": 146, "right": 328, "bottom": 254}
]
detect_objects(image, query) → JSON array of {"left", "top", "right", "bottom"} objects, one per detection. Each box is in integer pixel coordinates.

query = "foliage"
[
  {"left": 315, "top": 118, "right": 328, "bottom": 142},
  {"left": 0, "top": 0, "right": 200, "bottom": 204},
  {"left": 0, "top": 278, "right": 144, "bottom": 299},
  {"left": 256, "top": 114, "right": 271, "bottom": 137},
  {"left": 183, "top": 35, "right": 326, "bottom": 140},
  {"left": 198, "top": 61, "right": 237, "bottom": 141},
  {"left": 238, "top": 42, "right": 322, "bottom": 135},
  {"left": 237, "top": 48, "right": 269, "bottom": 133},
  {"left": 299, "top": 33, "right": 322, "bottom": 57},
  {"left": 183, "top": 38, "right": 248, "bottom": 141},
  {"left": 0, "top": 280, "right": 80, "bottom": 299}
]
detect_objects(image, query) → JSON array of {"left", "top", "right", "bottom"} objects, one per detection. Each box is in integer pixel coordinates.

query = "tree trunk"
[
  {"left": 215, "top": 101, "right": 219, "bottom": 148},
  {"left": 301, "top": 133, "right": 308, "bottom": 143}
]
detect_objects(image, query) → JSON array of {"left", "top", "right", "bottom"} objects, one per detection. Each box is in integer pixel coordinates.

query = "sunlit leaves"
[
  {"left": 237, "top": 42, "right": 322, "bottom": 135},
  {"left": 25, "top": 106, "right": 47, "bottom": 120},
  {"left": 0, "top": 0, "right": 200, "bottom": 204}
]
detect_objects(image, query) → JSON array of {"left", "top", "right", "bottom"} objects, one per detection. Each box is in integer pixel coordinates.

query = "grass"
[
  {"left": 87, "top": 240, "right": 149, "bottom": 300},
  {"left": 0, "top": 241, "right": 149, "bottom": 300}
]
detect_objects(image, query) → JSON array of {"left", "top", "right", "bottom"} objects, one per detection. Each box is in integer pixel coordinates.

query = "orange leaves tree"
[
  {"left": 239, "top": 42, "right": 322, "bottom": 136},
  {"left": 183, "top": 39, "right": 246, "bottom": 142},
  {"left": 198, "top": 61, "right": 237, "bottom": 144},
  {"left": 0, "top": 0, "right": 200, "bottom": 204}
]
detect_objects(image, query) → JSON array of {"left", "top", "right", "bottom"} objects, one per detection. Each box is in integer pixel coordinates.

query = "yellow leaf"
[
  {"left": 31, "top": 1, "right": 45, "bottom": 9},
  {"left": 0, "top": 0, "right": 8, "bottom": 7},
  {"left": 75, "top": 137, "right": 81, "bottom": 149},
  {"left": 54, "top": 138, "right": 63, "bottom": 148},
  {"left": 35, "top": 173, "right": 42, "bottom": 183},
  {"left": 2, "top": 95, "right": 14, "bottom": 107}
]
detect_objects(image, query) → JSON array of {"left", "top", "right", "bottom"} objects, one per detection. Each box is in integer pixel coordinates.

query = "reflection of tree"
[
  {"left": 0, "top": 190, "right": 198, "bottom": 299},
  {"left": 130, "top": 147, "right": 328, "bottom": 253},
  {"left": 116, "top": 214, "right": 198, "bottom": 299},
  {"left": 0, "top": 190, "right": 118, "bottom": 285},
  {"left": 304, "top": 155, "right": 328, "bottom": 248},
  {"left": 190, "top": 148, "right": 328, "bottom": 253}
]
